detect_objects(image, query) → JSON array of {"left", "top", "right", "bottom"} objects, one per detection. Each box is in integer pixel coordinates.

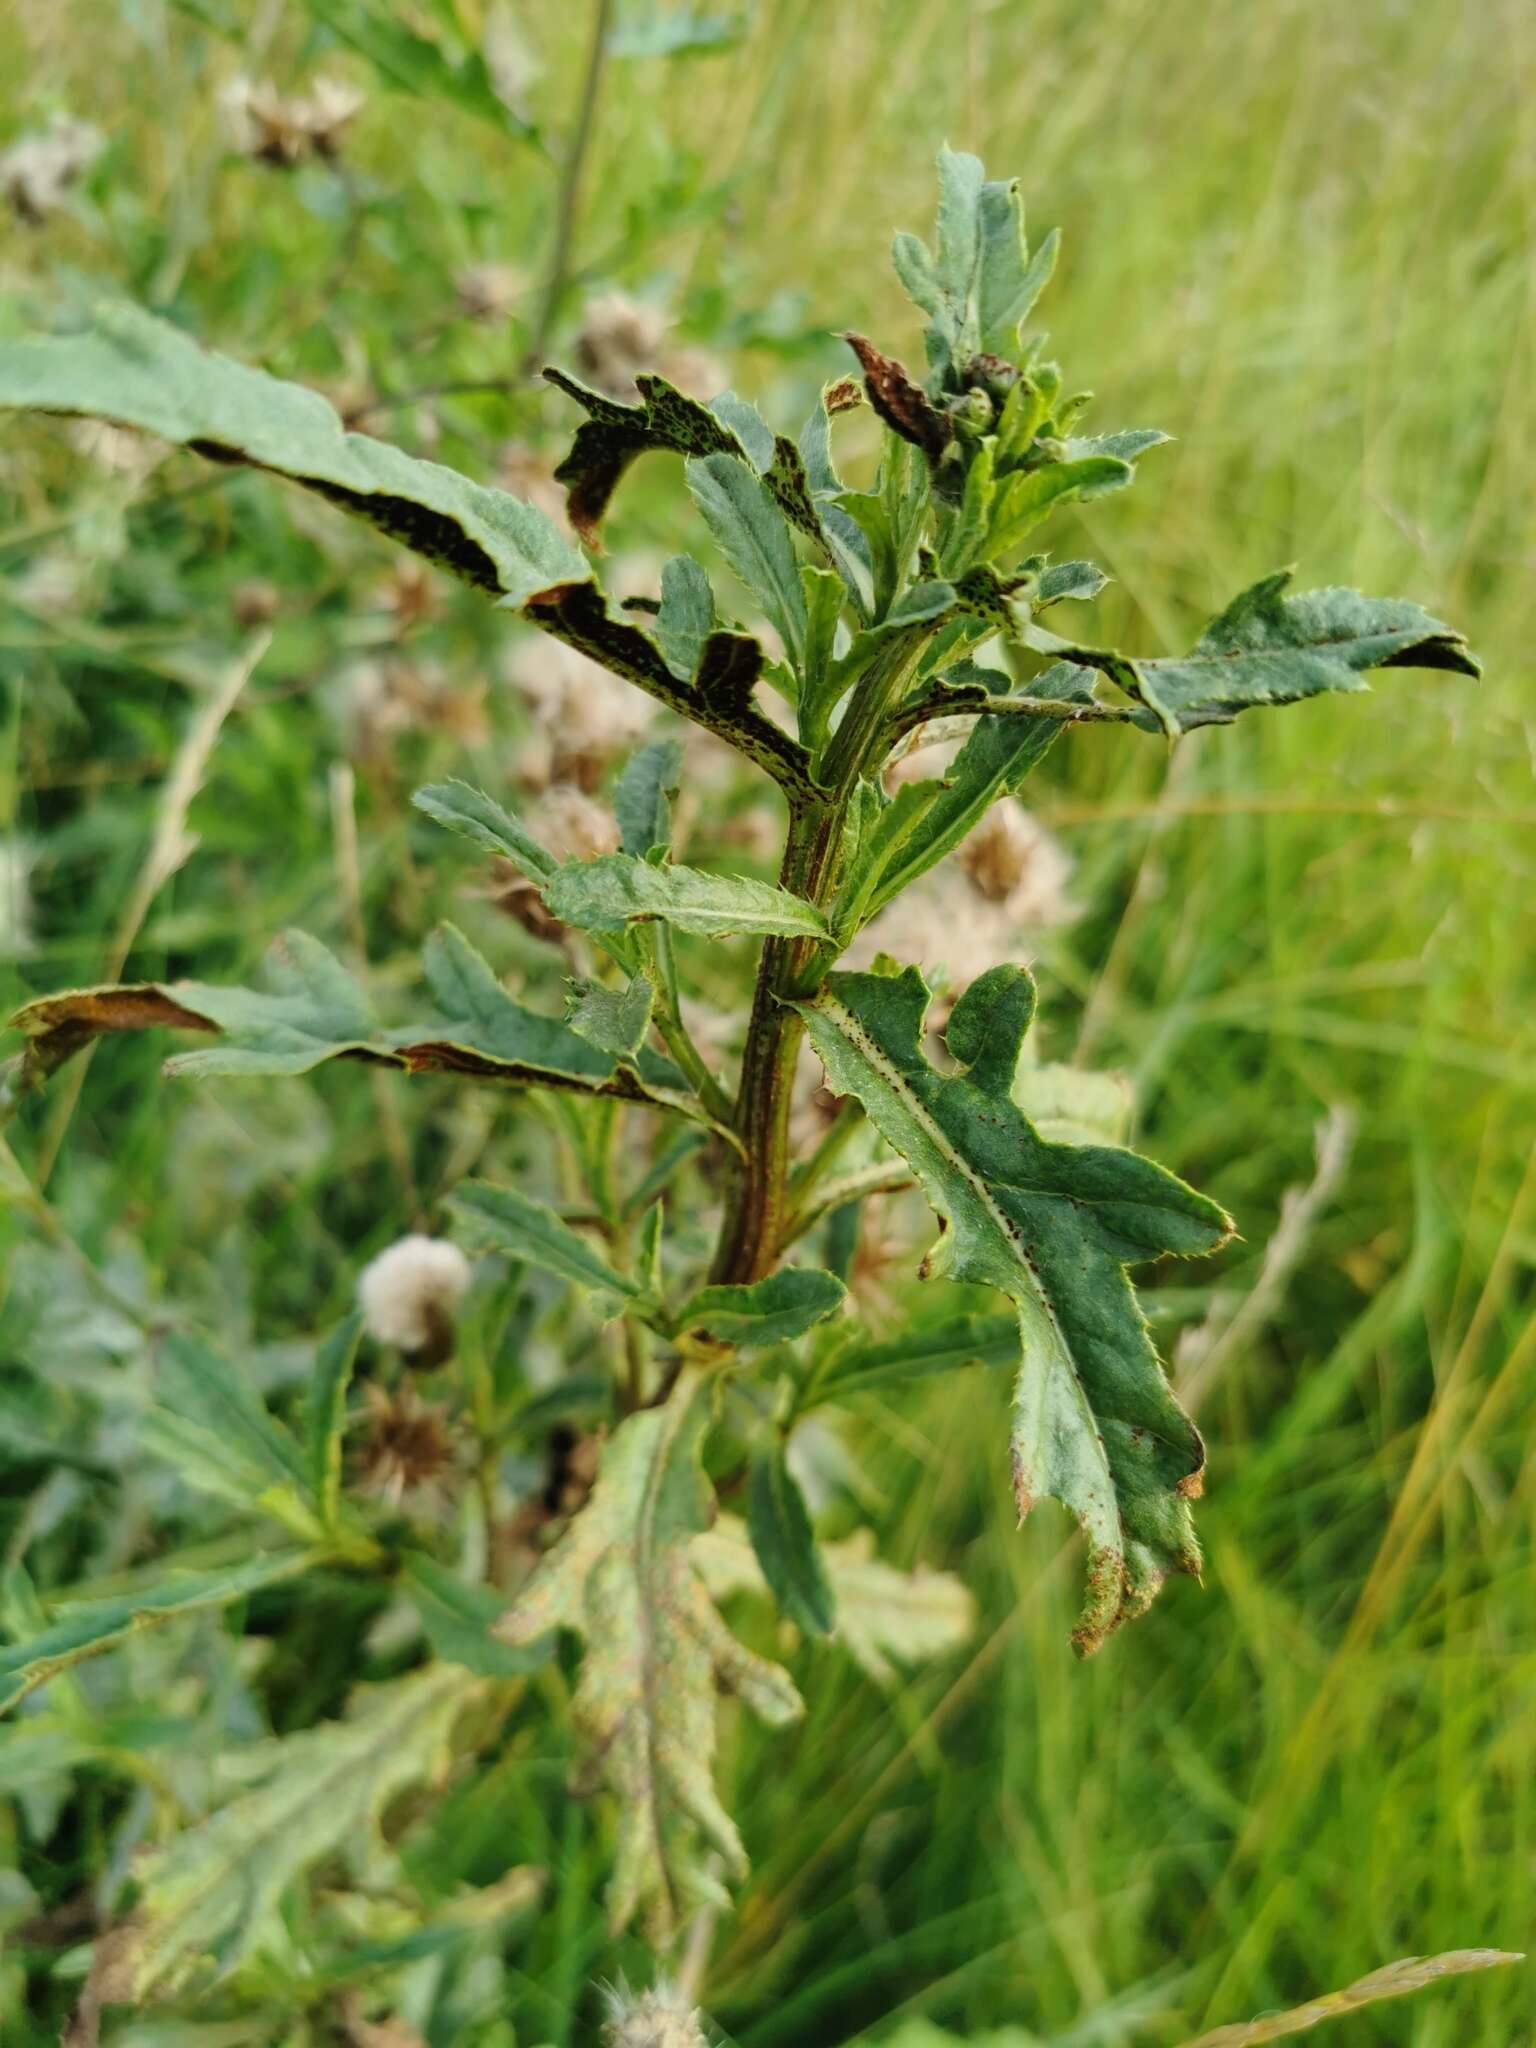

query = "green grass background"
[{"left": 1, "top": 1, "right": 1532, "bottom": 2042}]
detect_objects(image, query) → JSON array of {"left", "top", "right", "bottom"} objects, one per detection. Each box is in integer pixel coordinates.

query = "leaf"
[
  {"left": 401, "top": 1553, "right": 549, "bottom": 1678},
  {"left": 895, "top": 146, "right": 1058, "bottom": 370},
  {"left": 1178, "top": 1950, "right": 1523, "bottom": 2048},
  {"left": 413, "top": 924, "right": 694, "bottom": 1111},
  {"left": 812, "top": 1311, "right": 1021, "bottom": 1401},
  {"left": 5, "top": 927, "right": 710, "bottom": 1126},
  {"left": 708, "top": 390, "right": 776, "bottom": 471},
  {"left": 0, "top": 1552, "right": 319, "bottom": 1714},
  {"left": 74, "top": 1666, "right": 479, "bottom": 2012},
  {"left": 448, "top": 1180, "right": 642, "bottom": 1307},
  {"left": 653, "top": 558, "right": 717, "bottom": 683},
  {"left": 1059, "top": 428, "right": 1168, "bottom": 466},
  {"left": 495, "top": 1375, "right": 802, "bottom": 1939},
  {"left": 523, "top": 578, "right": 814, "bottom": 798},
  {"left": 0, "top": 306, "right": 584, "bottom": 606},
  {"left": 542, "top": 854, "right": 831, "bottom": 940},
  {"left": 301, "top": 0, "right": 534, "bottom": 138},
  {"left": 412, "top": 781, "right": 554, "bottom": 883},
  {"left": 747, "top": 1447, "right": 835, "bottom": 1635},
  {"left": 695, "top": 1516, "right": 975, "bottom": 1687},
  {"left": 1034, "top": 558, "right": 1109, "bottom": 606},
  {"left": 1133, "top": 572, "right": 1481, "bottom": 734},
  {"left": 686, "top": 452, "right": 808, "bottom": 667},
  {"left": 797, "top": 377, "right": 861, "bottom": 495},
  {"left": 165, "top": 930, "right": 381, "bottom": 1080},
  {"left": 987, "top": 455, "right": 1133, "bottom": 558},
  {"left": 544, "top": 365, "right": 744, "bottom": 542},
  {"left": 934, "top": 144, "right": 986, "bottom": 350},
  {"left": 566, "top": 974, "right": 655, "bottom": 1062},
  {"left": 305, "top": 1312, "right": 364, "bottom": 1530},
  {"left": 675, "top": 1267, "right": 847, "bottom": 1347},
  {"left": 152, "top": 1332, "right": 316, "bottom": 1520},
  {"left": 841, "top": 332, "right": 949, "bottom": 464},
  {"left": 797, "top": 565, "right": 849, "bottom": 756},
  {"left": 792, "top": 964, "right": 1233, "bottom": 1655},
  {"left": 862, "top": 687, "right": 1084, "bottom": 920},
  {"left": 614, "top": 737, "right": 684, "bottom": 858},
  {"left": 608, "top": 7, "right": 744, "bottom": 59}
]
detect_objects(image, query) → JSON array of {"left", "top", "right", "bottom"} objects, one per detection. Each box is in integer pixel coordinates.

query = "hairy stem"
[{"left": 709, "top": 627, "right": 937, "bottom": 1283}]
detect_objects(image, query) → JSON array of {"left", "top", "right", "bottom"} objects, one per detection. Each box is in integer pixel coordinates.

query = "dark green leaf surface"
[
  {"left": 545, "top": 365, "right": 742, "bottom": 540},
  {"left": 1134, "top": 572, "right": 1481, "bottom": 732},
  {"left": 686, "top": 451, "right": 809, "bottom": 667},
  {"left": 675, "top": 1267, "right": 847, "bottom": 1347},
  {"left": 402, "top": 1553, "right": 550, "bottom": 1678},
  {"left": 0, "top": 306, "right": 585, "bottom": 605},
  {"left": 448, "top": 1180, "right": 643, "bottom": 1306},
  {"left": 747, "top": 1447, "right": 836, "bottom": 1635},
  {"left": 813, "top": 1311, "right": 1022, "bottom": 1401},
  {"left": 793, "top": 964, "right": 1232, "bottom": 1654},
  {"left": 614, "top": 738, "right": 684, "bottom": 856},
  {"left": 413, "top": 781, "right": 555, "bottom": 882}
]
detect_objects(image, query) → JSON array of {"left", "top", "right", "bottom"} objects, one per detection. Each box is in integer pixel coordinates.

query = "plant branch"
[{"left": 524, "top": 0, "right": 615, "bottom": 372}]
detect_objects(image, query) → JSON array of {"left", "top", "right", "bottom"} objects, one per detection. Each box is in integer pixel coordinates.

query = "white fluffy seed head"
[
  {"left": 601, "top": 1982, "right": 706, "bottom": 2048},
  {"left": 357, "top": 1236, "right": 472, "bottom": 1355}
]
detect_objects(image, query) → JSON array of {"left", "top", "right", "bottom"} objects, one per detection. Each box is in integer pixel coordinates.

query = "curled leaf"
[{"left": 496, "top": 1375, "right": 802, "bottom": 1940}]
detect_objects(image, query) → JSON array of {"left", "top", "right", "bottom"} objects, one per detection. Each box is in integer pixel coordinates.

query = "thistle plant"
[{"left": 0, "top": 148, "right": 1491, "bottom": 2030}]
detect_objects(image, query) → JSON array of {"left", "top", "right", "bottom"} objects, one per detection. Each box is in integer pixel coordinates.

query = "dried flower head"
[
  {"left": 341, "top": 658, "right": 488, "bottom": 758},
  {"left": 571, "top": 292, "right": 724, "bottom": 401},
  {"left": 958, "top": 800, "right": 1076, "bottom": 924},
  {"left": 1, "top": 117, "right": 101, "bottom": 224},
  {"left": 601, "top": 1981, "right": 707, "bottom": 2048},
  {"left": 455, "top": 262, "right": 523, "bottom": 323},
  {"left": 574, "top": 292, "right": 672, "bottom": 398},
  {"left": 506, "top": 635, "right": 651, "bottom": 790},
  {"left": 481, "top": 857, "right": 570, "bottom": 946},
  {"left": 228, "top": 76, "right": 364, "bottom": 166},
  {"left": 357, "top": 1235, "right": 471, "bottom": 1366},
  {"left": 848, "top": 806, "right": 1076, "bottom": 990},
  {"left": 530, "top": 785, "right": 620, "bottom": 865},
  {"left": 231, "top": 578, "right": 281, "bottom": 628},
  {"left": 357, "top": 1383, "right": 456, "bottom": 1505}
]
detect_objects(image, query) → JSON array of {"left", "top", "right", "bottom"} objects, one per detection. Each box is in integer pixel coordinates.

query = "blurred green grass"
[{"left": 1, "top": 1, "right": 1532, "bottom": 2042}]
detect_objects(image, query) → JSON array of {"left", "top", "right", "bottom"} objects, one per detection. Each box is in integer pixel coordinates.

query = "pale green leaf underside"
[
  {"left": 7, "top": 926, "right": 709, "bottom": 1126},
  {"left": 495, "top": 1374, "right": 802, "bottom": 1940},
  {"left": 793, "top": 963, "right": 1231, "bottom": 1655},
  {"left": 0, "top": 1551, "right": 319, "bottom": 1714},
  {"left": 0, "top": 305, "right": 587, "bottom": 608},
  {"left": 85, "top": 1665, "right": 479, "bottom": 2004},
  {"left": 542, "top": 854, "right": 831, "bottom": 940},
  {"left": 695, "top": 1515, "right": 976, "bottom": 1688}
]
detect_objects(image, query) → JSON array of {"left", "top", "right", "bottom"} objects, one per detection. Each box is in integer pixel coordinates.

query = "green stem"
[
  {"left": 524, "top": 0, "right": 614, "bottom": 372},
  {"left": 648, "top": 925, "right": 733, "bottom": 1123}
]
